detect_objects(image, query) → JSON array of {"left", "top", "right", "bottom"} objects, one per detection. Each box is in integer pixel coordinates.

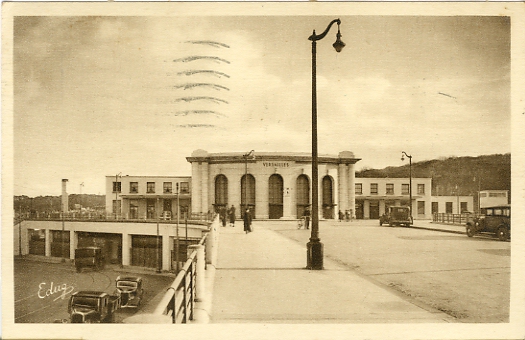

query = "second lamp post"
[
  {"left": 401, "top": 151, "right": 413, "bottom": 220},
  {"left": 307, "top": 19, "right": 345, "bottom": 270}
]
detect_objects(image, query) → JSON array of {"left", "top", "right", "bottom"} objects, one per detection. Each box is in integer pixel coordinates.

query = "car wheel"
[
  {"left": 497, "top": 227, "right": 509, "bottom": 241},
  {"left": 466, "top": 225, "right": 475, "bottom": 237}
]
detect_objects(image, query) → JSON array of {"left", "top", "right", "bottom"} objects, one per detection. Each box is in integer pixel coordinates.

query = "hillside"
[{"left": 356, "top": 153, "right": 511, "bottom": 197}]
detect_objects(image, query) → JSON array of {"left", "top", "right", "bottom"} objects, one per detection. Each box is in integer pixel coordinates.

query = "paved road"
[
  {"left": 13, "top": 259, "right": 175, "bottom": 323},
  {"left": 265, "top": 219, "right": 510, "bottom": 322}
]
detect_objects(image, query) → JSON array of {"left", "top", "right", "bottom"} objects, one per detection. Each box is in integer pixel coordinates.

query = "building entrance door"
[
  {"left": 268, "top": 174, "right": 283, "bottom": 219},
  {"left": 369, "top": 201, "right": 380, "bottom": 219}
]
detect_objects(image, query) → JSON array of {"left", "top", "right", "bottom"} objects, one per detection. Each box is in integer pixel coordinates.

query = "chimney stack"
[{"left": 62, "top": 179, "right": 69, "bottom": 213}]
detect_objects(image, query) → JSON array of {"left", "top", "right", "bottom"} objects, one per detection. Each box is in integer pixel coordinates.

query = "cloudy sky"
[{"left": 12, "top": 11, "right": 511, "bottom": 196}]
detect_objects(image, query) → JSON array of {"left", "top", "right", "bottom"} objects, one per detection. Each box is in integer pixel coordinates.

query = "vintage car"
[
  {"left": 75, "top": 247, "right": 104, "bottom": 273},
  {"left": 466, "top": 205, "right": 510, "bottom": 241},
  {"left": 68, "top": 291, "right": 120, "bottom": 323},
  {"left": 379, "top": 206, "right": 412, "bottom": 227},
  {"left": 115, "top": 276, "right": 144, "bottom": 308}
]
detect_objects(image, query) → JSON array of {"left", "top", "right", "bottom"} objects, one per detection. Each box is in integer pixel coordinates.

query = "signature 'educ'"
[{"left": 37, "top": 282, "right": 75, "bottom": 302}]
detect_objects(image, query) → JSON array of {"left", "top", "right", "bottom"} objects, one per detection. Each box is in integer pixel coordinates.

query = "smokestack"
[{"left": 62, "top": 179, "right": 69, "bottom": 213}]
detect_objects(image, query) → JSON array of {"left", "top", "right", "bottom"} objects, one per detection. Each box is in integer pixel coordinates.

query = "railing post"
[{"left": 189, "top": 244, "right": 205, "bottom": 302}]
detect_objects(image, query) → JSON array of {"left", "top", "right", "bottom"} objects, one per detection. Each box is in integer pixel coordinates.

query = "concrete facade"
[
  {"left": 105, "top": 175, "right": 192, "bottom": 220},
  {"left": 354, "top": 177, "right": 432, "bottom": 219},
  {"left": 186, "top": 150, "right": 361, "bottom": 220},
  {"left": 479, "top": 190, "right": 509, "bottom": 208},
  {"left": 431, "top": 195, "right": 475, "bottom": 214}
]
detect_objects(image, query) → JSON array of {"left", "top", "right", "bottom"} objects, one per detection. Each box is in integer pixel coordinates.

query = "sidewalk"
[{"left": 210, "top": 223, "right": 455, "bottom": 323}]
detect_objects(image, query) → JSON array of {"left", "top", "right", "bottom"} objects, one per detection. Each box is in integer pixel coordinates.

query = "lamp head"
[{"left": 333, "top": 31, "right": 345, "bottom": 53}]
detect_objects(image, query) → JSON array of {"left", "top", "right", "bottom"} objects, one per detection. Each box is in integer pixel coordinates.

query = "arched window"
[
  {"left": 322, "top": 175, "right": 334, "bottom": 219},
  {"left": 296, "top": 174, "right": 310, "bottom": 218},
  {"left": 268, "top": 174, "right": 284, "bottom": 219},
  {"left": 215, "top": 175, "right": 228, "bottom": 210},
  {"left": 241, "top": 174, "right": 256, "bottom": 217}
]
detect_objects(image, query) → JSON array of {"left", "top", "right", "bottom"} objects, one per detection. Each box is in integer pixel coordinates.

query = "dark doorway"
[
  {"left": 296, "top": 174, "right": 310, "bottom": 218},
  {"left": 268, "top": 174, "right": 284, "bottom": 219}
]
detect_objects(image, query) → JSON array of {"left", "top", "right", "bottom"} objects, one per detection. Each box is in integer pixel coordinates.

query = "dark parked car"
[
  {"left": 75, "top": 247, "right": 104, "bottom": 273},
  {"left": 115, "top": 276, "right": 144, "bottom": 308},
  {"left": 68, "top": 291, "right": 120, "bottom": 323},
  {"left": 379, "top": 206, "right": 412, "bottom": 227},
  {"left": 466, "top": 205, "right": 510, "bottom": 241}
]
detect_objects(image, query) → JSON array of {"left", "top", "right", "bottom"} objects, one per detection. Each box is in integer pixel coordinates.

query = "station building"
[{"left": 186, "top": 149, "right": 361, "bottom": 220}]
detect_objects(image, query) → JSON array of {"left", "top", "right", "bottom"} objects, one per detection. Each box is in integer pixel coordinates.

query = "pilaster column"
[
  {"left": 201, "top": 162, "right": 209, "bottom": 213},
  {"left": 122, "top": 233, "right": 131, "bottom": 266},
  {"left": 338, "top": 164, "right": 348, "bottom": 212},
  {"left": 162, "top": 226, "right": 170, "bottom": 271},
  {"left": 69, "top": 230, "right": 77, "bottom": 260},
  {"left": 347, "top": 163, "right": 356, "bottom": 215},
  {"left": 192, "top": 162, "right": 201, "bottom": 213},
  {"left": 44, "top": 229, "right": 51, "bottom": 257}
]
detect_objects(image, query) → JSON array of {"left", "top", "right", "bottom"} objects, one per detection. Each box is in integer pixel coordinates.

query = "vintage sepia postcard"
[{"left": 2, "top": 1, "right": 524, "bottom": 340}]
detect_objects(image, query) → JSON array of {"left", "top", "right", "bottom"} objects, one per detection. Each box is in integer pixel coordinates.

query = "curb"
[{"left": 408, "top": 224, "right": 465, "bottom": 235}]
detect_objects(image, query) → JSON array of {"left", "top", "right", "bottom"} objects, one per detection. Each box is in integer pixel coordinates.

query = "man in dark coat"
[
  {"left": 228, "top": 205, "right": 236, "bottom": 227},
  {"left": 303, "top": 206, "right": 311, "bottom": 229},
  {"left": 243, "top": 208, "right": 252, "bottom": 234}
]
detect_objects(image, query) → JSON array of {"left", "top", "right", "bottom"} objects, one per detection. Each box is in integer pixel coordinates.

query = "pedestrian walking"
[
  {"left": 228, "top": 205, "right": 236, "bottom": 227},
  {"left": 345, "top": 210, "right": 350, "bottom": 222},
  {"left": 338, "top": 210, "right": 344, "bottom": 222},
  {"left": 220, "top": 206, "right": 227, "bottom": 227},
  {"left": 303, "top": 206, "right": 311, "bottom": 229},
  {"left": 243, "top": 208, "right": 252, "bottom": 234}
]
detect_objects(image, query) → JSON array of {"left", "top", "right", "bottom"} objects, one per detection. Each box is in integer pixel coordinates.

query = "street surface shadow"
[{"left": 477, "top": 248, "right": 510, "bottom": 256}]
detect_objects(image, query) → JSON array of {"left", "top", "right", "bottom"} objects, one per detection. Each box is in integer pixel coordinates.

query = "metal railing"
[
  {"left": 433, "top": 213, "right": 473, "bottom": 225},
  {"left": 14, "top": 211, "right": 213, "bottom": 224},
  {"left": 152, "top": 234, "right": 207, "bottom": 323}
]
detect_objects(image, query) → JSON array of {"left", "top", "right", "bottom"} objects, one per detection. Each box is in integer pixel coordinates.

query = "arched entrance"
[
  {"left": 214, "top": 174, "right": 228, "bottom": 212},
  {"left": 241, "top": 174, "right": 256, "bottom": 219},
  {"left": 296, "top": 174, "right": 310, "bottom": 218},
  {"left": 322, "top": 175, "right": 335, "bottom": 219},
  {"left": 268, "top": 174, "right": 283, "bottom": 219}
]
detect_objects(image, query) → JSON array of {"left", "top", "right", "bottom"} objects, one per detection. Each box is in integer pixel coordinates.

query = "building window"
[
  {"left": 147, "top": 182, "right": 155, "bottom": 194},
  {"left": 480, "top": 193, "right": 487, "bottom": 197},
  {"left": 113, "top": 181, "right": 121, "bottom": 193},
  {"left": 460, "top": 202, "right": 468, "bottom": 213},
  {"left": 163, "top": 182, "right": 172, "bottom": 193},
  {"left": 417, "top": 184, "right": 425, "bottom": 195},
  {"left": 355, "top": 183, "right": 362, "bottom": 195},
  {"left": 130, "top": 182, "right": 138, "bottom": 193},
  {"left": 112, "top": 200, "right": 121, "bottom": 214},
  {"left": 402, "top": 184, "right": 409, "bottom": 195},
  {"left": 386, "top": 183, "right": 394, "bottom": 195},
  {"left": 146, "top": 199, "right": 156, "bottom": 219},
  {"left": 446, "top": 202, "right": 453, "bottom": 213},
  {"left": 432, "top": 202, "right": 438, "bottom": 214},
  {"left": 179, "top": 182, "right": 190, "bottom": 194},
  {"left": 417, "top": 201, "right": 425, "bottom": 215},
  {"left": 370, "top": 183, "right": 378, "bottom": 195}
]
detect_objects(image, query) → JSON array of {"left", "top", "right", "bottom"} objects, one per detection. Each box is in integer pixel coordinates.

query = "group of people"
[
  {"left": 338, "top": 209, "right": 354, "bottom": 222},
  {"left": 218, "top": 205, "right": 253, "bottom": 234}
]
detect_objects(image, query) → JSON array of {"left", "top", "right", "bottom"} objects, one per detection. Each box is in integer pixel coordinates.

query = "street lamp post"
[
  {"left": 242, "top": 150, "right": 255, "bottom": 215},
  {"left": 401, "top": 152, "right": 412, "bottom": 220},
  {"left": 307, "top": 19, "right": 345, "bottom": 270}
]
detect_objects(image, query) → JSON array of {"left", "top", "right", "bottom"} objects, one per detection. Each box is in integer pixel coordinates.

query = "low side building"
[
  {"left": 354, "top": 178, "right": 432, "bottom": 220},
  {"left": 105, "top": 175, "right": 192, "bottom": 220},
  {"left": 479, "top": 190, "right": 509, "bottom": 209},
  {"left": 431, "top": 196, "right": 475, "bottom": 214}
]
